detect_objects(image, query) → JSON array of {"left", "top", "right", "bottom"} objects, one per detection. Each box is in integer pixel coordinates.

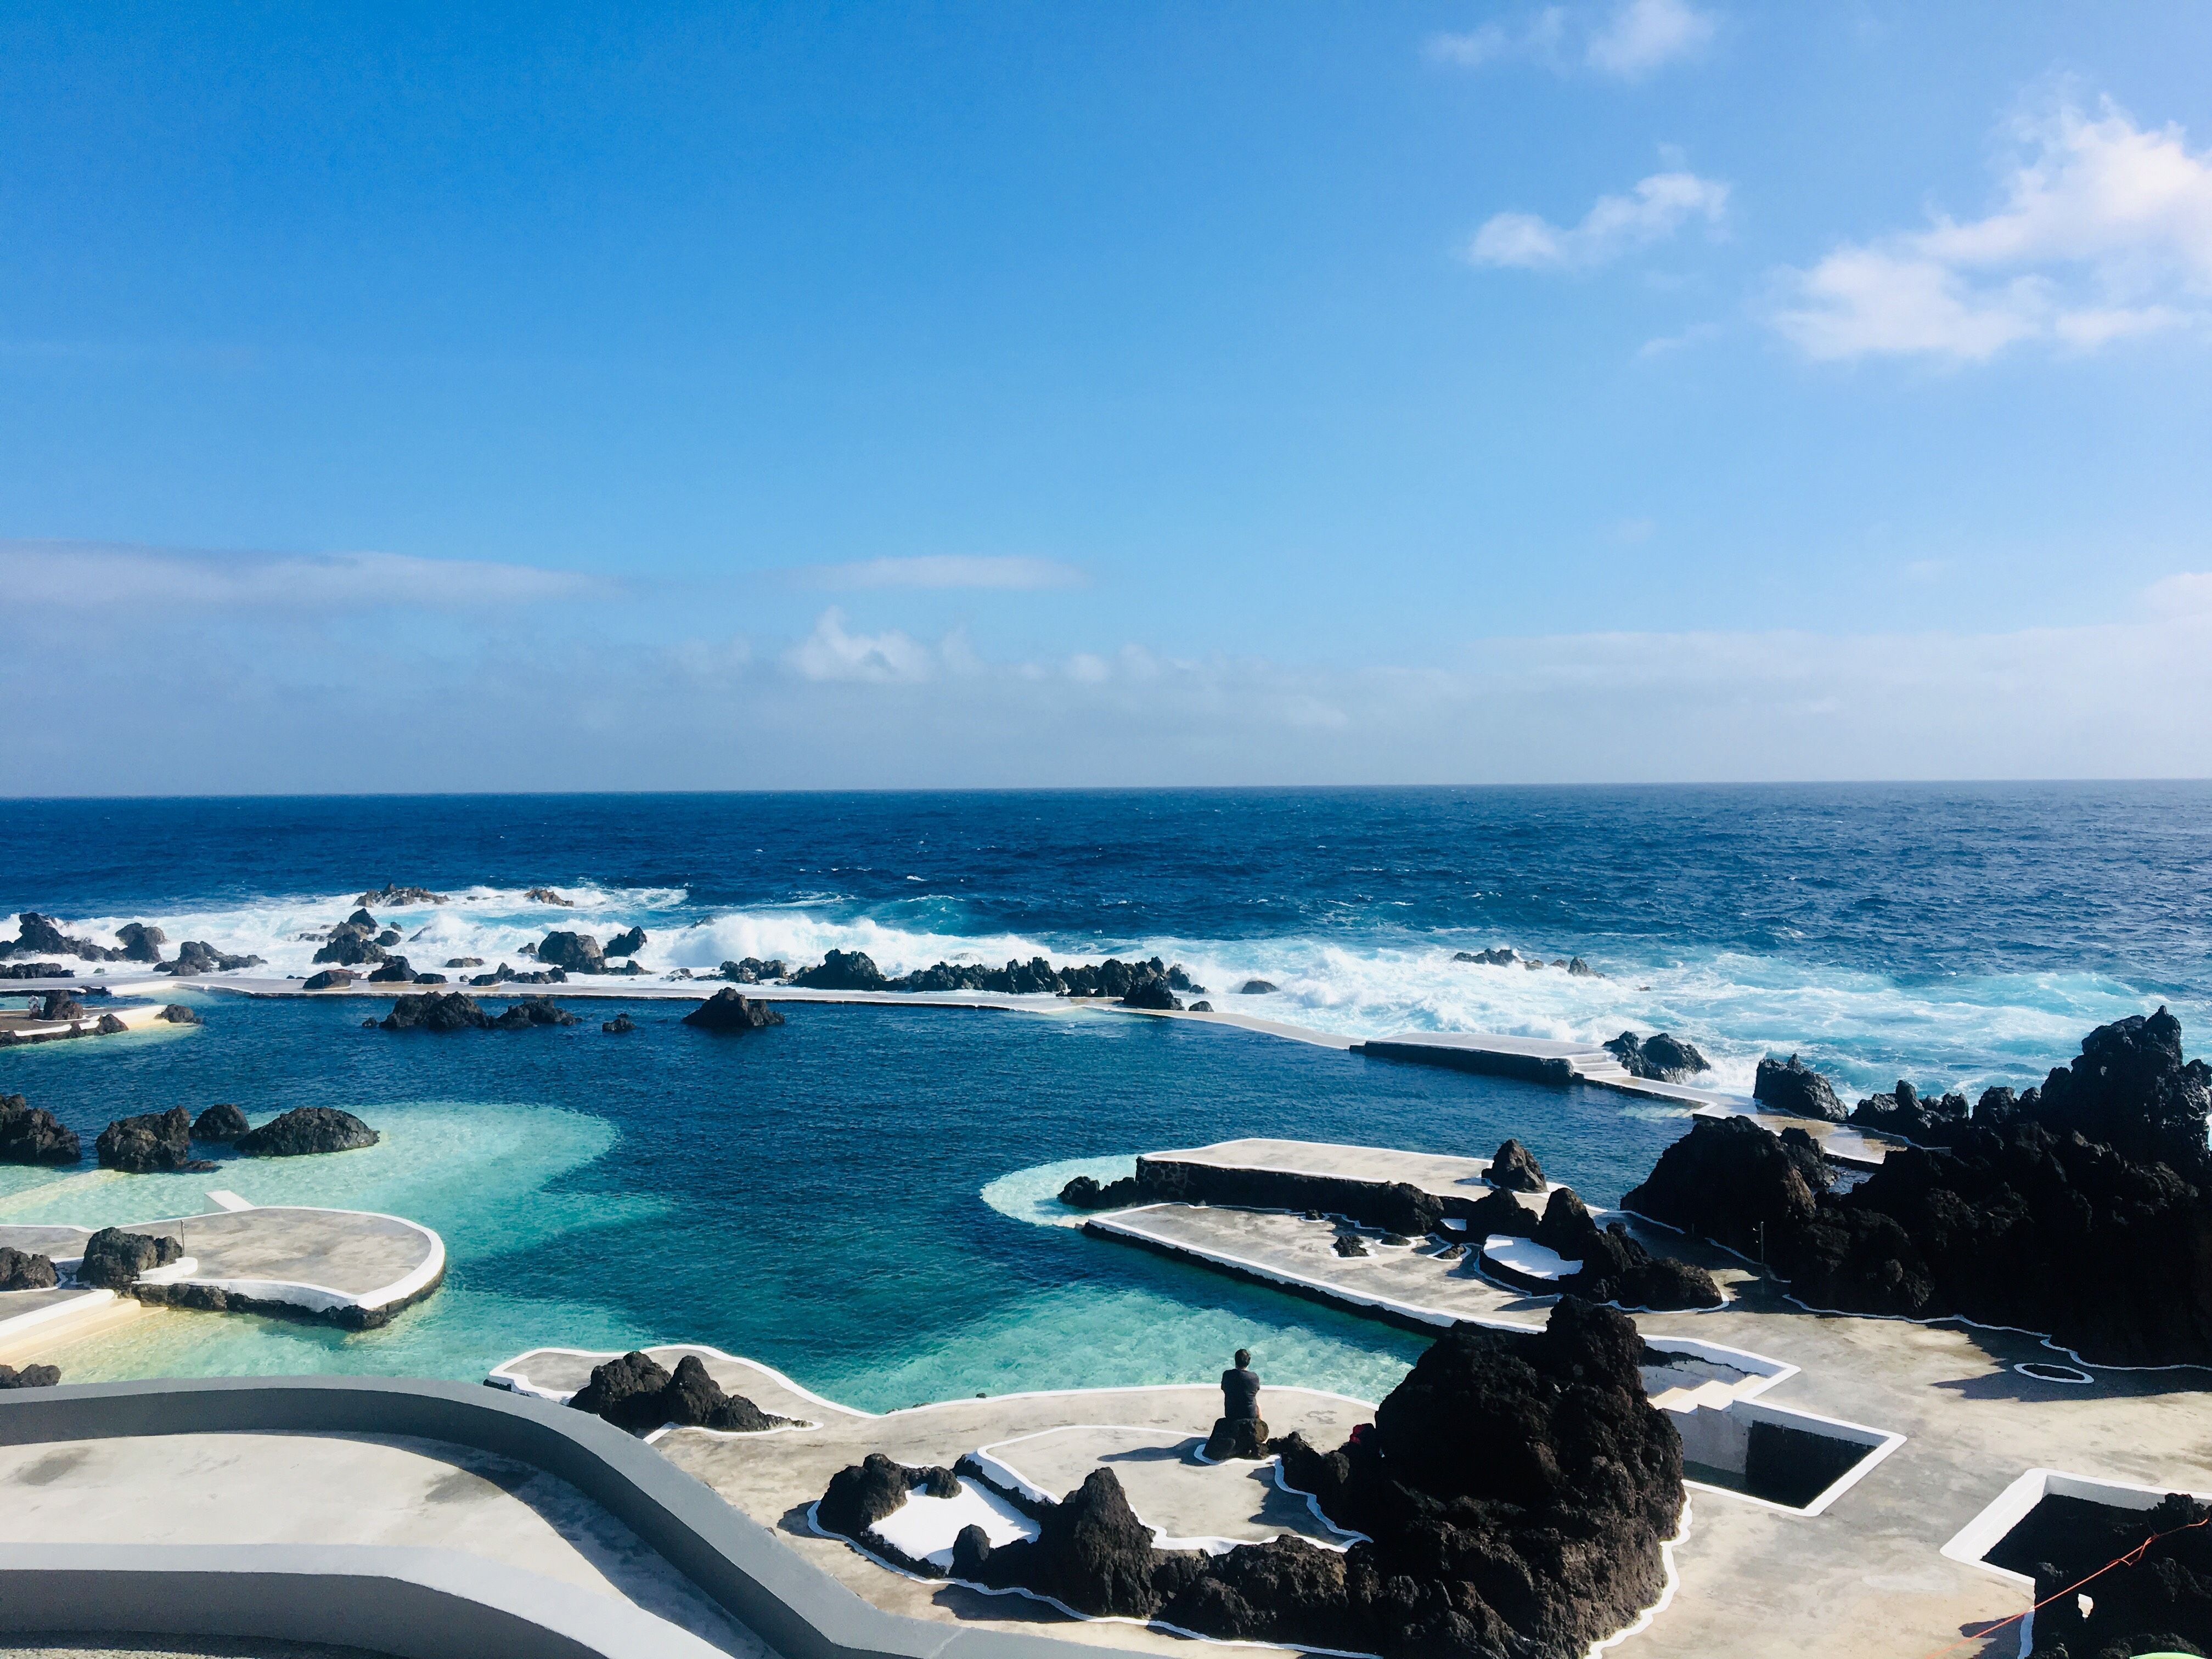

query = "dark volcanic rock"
[
  {"left": 966, "top": 1300, "right": 1682, "bottom": 1657},
  {"left": 819, "top": 1453, "right": 967, "bottom": 1555},
  {"left": 94, "top": 1012, "right": 126, "bottom": 1034},
  {"left": 1059, "top": 1173, "right": 1145, "bottom": 1209},
  {"left": 38, "top": 992, "right": 87, "bottom": 1023},
  {"left": 1603, "top": 1031, "right": 1710, "bottom": 1082},
  {"left": 492, "top": 995, "right": 579, "bottom": 1029},
  {"left": 0, "top": 961, "right": 72, "bottom": 979},
  {"left": 234, "top": 1106, "right": 377, "bottom": 1157},
  {"left": 1567, "top": 956, "right": 1600, "bottom": 977},
  {"left": 1238, "top": 980, "right": 1279, "bottom": 995},
  {"left": 717, "top": 957, "right": 787, "bottom": 984},
  {"left": 115, "top": 922, "right": 167, "bottom": 962},
  {"left": 569, "top": 1350, "right": 794, "bottom": 1434},
  {"left": 381, "top": 991, "right": 491, "bottom": 1031},
  {"left": 412, "top": 973, "right": 447, "bottom": 985},
  {"left": 1523, "top": 1189, "right": 1725, "bottom": 1311},
  {"left": 157, "top": 1004, "right": 202, "bottom": 1024},
  {"left": 1621, "top": 1114, "right": 1831, "bottom": 1259},
  {"left": 682, "top": 988, "right": 786, "bottom": 1031},
  {"left": 77, "top": 1226, "right": 183, "bottom": 1289},
  {"left": 1166, "top": 964, "right": 1203, "bottom": 994},
  {"left": 0, "top": 1246, "right": 58, "bottom": 1290},
  {"left": 191, "top": 1102, "right": 251, "bottom": 1142},
  {"left": 158, "top": 940, "right": 265, "bottom": 975},
  {"left": 1119, "top": 975, "right": 1183, "bottom": 1011},
  {"left": 365, "top": 958, "right": 416, "bottom": 983},
  {"left": 1485, "top": 1138, "right": 1546, "bottom": 1193},
  {"left": 1753, "top": 1053, "right": 1847, "bottom": 1121},
  {"left": 1453, "top": 947, "right": 1518, "bottom": 966},
  {"left": 312, "top": 926, "right": 387, "bottom": 966},
  {"left": 444, "top": 957, "right": 485, "bottom": 969},
  {"left": 1994, "top": 1490, "right": 2212, "bottom": 1659},
  {"left": 603, "top": 1014, "right": 636, "bottom": 1033},
  {"left": 357, "top": 884, "right": 447, "bottom": 906},
  {"left": 604, "top": 927, "right": 647, "bottom": 958},
  {"left": 0, "top": 1095, "right": 81, "bottom": 1164},
  {"left": 536, "top": 931, "right": 605, "bottom": 973},
  {"left": 1625, "top": 1011, "right": 2212, "bottom": 1364},
  {"left": 0, "top": 1363, "right": 61, "bottom": 1388},
  {"left": 791, "top": 949, "right": 885, "bottom": 990},
  {"left": 302, "top": 968, "right": 359, "bottom": 991},
  {"left": 95, "top": 1107, "right": 194, "bottom": 1172},
  {"left": 1331, "top": 1234, "right": 1369, "bottom": 1257},
  {"left": 1847, "top": 1080, "right": 1970, "bottom": 1141},
  {"left": 1188, "top": 1001, "right": 1213, "bottom": 1013},
  {"left": 4, "top": 913, "right": 121, "bottom": 961},
  {"left": 525, "top": 887, "right": 575, "bottom": 907},
  {"left": 1203, "top": 1416, "right": 1270, "bottom": 1460}
]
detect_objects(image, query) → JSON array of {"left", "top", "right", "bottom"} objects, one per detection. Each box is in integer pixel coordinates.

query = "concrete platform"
[
  {"left": 0, "top": 1429, "right": 762, "bottom": 1656},
  {"left": 0, "top": 1200, "right": 444, "bottom": 1337},
  {"left": 494, "top": 1346, "right": 1378, "bottom": 1657}
]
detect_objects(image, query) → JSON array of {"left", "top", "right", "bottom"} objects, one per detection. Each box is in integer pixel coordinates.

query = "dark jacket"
[{"left": 1221, "top": 1365, "right": 1261, "bottom": 1419}]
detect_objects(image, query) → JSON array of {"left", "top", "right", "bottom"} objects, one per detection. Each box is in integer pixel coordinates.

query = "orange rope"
[{"left": 1918, "top": 1515, "right": 2209, "bottom": 1659}]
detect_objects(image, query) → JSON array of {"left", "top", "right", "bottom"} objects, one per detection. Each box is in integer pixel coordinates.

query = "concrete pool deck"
[{"left": 0, "top": 1199, "right": 444, "bottom": 1341}]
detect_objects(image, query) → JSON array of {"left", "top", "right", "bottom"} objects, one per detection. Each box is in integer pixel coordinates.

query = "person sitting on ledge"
[{"left": 1205, "top": 1348, "right": 1268, "bottom": 1460}]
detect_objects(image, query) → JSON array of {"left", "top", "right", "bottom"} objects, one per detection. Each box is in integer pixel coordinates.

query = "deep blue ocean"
[{"left": 4, "top": 785, "right": 2209, "bottom": 1402}]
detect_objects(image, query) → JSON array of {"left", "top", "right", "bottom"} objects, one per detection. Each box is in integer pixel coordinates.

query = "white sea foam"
[{"left": 32, "top": 889, "right": 2200, "bottom": 1097}]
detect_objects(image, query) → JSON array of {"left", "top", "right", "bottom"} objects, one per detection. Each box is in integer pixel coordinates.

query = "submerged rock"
[
  {"left": 682, "top": 988, "right": 786, "bottom": 1031},
  {"left": 602, "top": 1014, "right": 636, "bottom": 1033},
  {"left": 234, "top": 1106, "right": 377, "bottom": 1156},
  {"left": 0, "top": 1246, "right": 58, "bottom": 1291},
  {"left": 381, "top": 991, "right": 491, "bottom": 1031},
  {"left": 491, "top": 995, "right": 578, "bottom": 1029},
  {"left": 1753, "top": 1054, "right": 1847, "bottom": 1121},
  {"left": 190, "top": 1102, "right": 251, "bottom": 1142},
  {"left": 1485, "top": 1138, "right": 1546, "bottom": 1193},
  {"left": 77, "top": 1226, "right": 184, "bottom": 1289},
  {"left": 1604, "top": 1031, "right": 1710, "bottom": 1082},
  {"left": 95, "top": 1107, "right": 196, "bottom": 1173},
  {"left": 0, "top": 1094, "right": 80, "bottom": 1164}
]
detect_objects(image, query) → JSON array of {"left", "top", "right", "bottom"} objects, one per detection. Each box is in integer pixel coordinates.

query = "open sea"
[{"left": 4, "top": 784, "right": 2209, "bottom": 1403}]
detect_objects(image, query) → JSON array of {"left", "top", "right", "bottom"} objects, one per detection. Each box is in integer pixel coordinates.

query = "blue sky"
[{"left": 7, "top": 1, "right": 2212, "bottom": 791}]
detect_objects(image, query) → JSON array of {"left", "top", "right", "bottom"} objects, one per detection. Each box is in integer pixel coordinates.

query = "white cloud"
[
  {"left": 1428, "top": 1, "right": 1713, "bottom": 81},
  {"left": 0, "top": 539, "right": 597, "bottom": 610},
  {"left": 1585, "top": 0, "right": 1716, "bottom": 78},
  {"left": 793, "top": 555, "right": 1086, "bottom": 591},
  {"left": 1774, "top": 95, "right": 2212, "bottom": 361},
  {"left": 785, "top": 607, "right": 982, "bottom": 684},
  {"left": 1469, "top": 170, "right": 1729, "bottom": 270},
  {"left": 2147, "top": 571, "right": 2212, "bottom": 617}
]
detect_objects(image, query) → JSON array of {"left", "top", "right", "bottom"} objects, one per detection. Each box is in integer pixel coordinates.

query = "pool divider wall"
[{"left": 0, "top": 1376, "right": 1161, "bottom": 1659}]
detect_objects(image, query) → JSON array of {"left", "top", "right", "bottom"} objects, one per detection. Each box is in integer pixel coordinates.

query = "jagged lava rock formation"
[
  {"left": 682, "top": 989, "right": 785, "bottom": 1031},
  {"left": 569, "top": 1351, "right": 796, "bottom": 1434},
  {"left": 1626, "top": 1008, "right": 2212, "bottom": 1365},
  {"left": 1, "top": 1094, "right": 81, "bottom": 1164},
  {"left": 826, "top": 1300, "right": 1682, "bottom": 1659},
  {"left": 1604, "top": 1031, "right": 1710, "bottom": 1082},
  {"left": 234, "top": 1107, "right": 378, "bottom": 1157},
  {"left": 1752, "top": 1053, "right": 1847, "bottom": 1120}
]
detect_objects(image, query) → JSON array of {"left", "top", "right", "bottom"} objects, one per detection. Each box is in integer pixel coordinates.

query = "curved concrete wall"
[{"left": 0, "top": 1375, "right": 1155, "bottom": 1659}]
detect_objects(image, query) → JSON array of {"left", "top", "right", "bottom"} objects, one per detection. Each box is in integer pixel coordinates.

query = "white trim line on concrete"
[{"left": 1673, "top": 1398, "right": 1907, "bottom": 1520}]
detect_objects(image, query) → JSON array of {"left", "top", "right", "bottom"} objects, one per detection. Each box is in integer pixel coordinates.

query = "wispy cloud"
[
  {"left": 1469, "top": 170, "right": 1730, "bottom": 270},
  {"left": 791, "top": 555, "right": 1087, "bottom": 591},
  {"left": 1772, "top": 93, "right": 2212, "bottom": 362},
  {"left": 0, "top": 539, "right": 598, "bottom": 610},
  {"left": 785, "top": 607, "right": 982, "bottom": 683},
  {"left": 1429, "top": 0, "right": 1716, "bottom": 81}
]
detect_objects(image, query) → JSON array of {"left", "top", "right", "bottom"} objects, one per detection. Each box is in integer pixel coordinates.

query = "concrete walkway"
[{"left": 0, "top": 1430, "right": 764, "bottom": 1657}]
